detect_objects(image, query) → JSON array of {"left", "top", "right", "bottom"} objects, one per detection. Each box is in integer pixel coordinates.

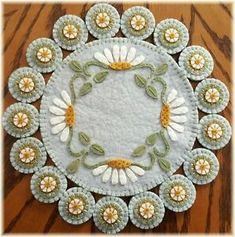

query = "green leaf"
[
  {"left": 132, "top": 145, "right": 146, "bottom": 157},
  {"left": 158, "top": 158, "right": 171, "bottom": 172},
  {"left": 153, "top": 76, "right": 163, "bottom": 82},
  {"left": 93, "top": 71, "right": 109, "bottom": 83},
  {"left": 80, "top": 82, "right": 92, "bottom": 96},
  {"left": 134, "top": 74, "right": 147, "bottom": 88},
  {"left": 155, "top": 64, "right": 168, "bottom": 75},
  {"left": 145, "top": 85, "right": 158, "bottom": 99},
  {"left": 66, "top": 159, "right": 80, "bottom": 174},
  {"left": 69, "top": 60, "right": 82, "bottom": 72},
  {"left": 79, "top": 132, "right": 90, "bottom": 146},
  {"left": 146, "top": 133, "right": 158, "bottom": 145},
  {"left": 90, "top": 144, "right": 105, "bottom": 156}
]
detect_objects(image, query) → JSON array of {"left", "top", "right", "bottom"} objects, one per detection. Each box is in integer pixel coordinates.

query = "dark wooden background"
[{"left": 3, "top": 2, "right": 232, "bottom": 234}]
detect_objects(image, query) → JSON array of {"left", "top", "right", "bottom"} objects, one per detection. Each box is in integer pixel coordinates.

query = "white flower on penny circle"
[
  {"left": 170, "top": 185, "right": 186, "bottom": 202},
  {"left": 164, "top": 28, "right": 179, "bottom": 43},
  {"left": 68, "top": 198, "right": 84, "bottom": 215},
  {"left": 130, "top": 14, "right": 146, "bottom": 31},
  {"left": 139, "top": 202, "right": 155, "bottom": 219},
  {"left": 13, "top": 112, "right": 29, "bottom": 128},
  {"left": 160, "top": 89, "right": 188, "bottom": 141},
  {"left": 63, "top": 24, "right": 78, "bottom": 39},
  {"left": 103, "top": 206, "right": 119, "bottom": 224},
  {"left": 19, "top": 147, "right": 35, "bottom": 163},
  {"left": 49, "top": 90, "right": 75, "bottom": 142},
  {"left": 195, "top": 159, "right": 210, "bottom": 175},
  {"left": 190, "top": 54, "right": 205, "bottom": 70},
  {"left": 94, "top": 45, "right": 145, "bottom": 70},
  {"left": 92, "top": 159, "right": 145, "bottom": 185},
  {"left": 40, "top": 176, "right": 57, "bottom": 193},
  {"left": 207, "top": 123, "right": 223, "bottom": 140},
  {"left": 18, "top": 77, "right": 35, "bottom": 93},
  {"left": 205, "top": 88, "right": 220, "bottom": 103},
  {"left": 95, "top": 12, "right": 111, "bottom": 28},
  {"left": 36, "top": 47, "right": 52, "bottom": 63}
]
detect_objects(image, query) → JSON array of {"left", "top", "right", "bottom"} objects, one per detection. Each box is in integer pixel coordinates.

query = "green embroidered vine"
[
  {"left": 131, "top": 129, "right": 171, "bottom": 172},
  {"left": 66, "top": 130, "right": 106, "bottom": 174},
  {"left": 134, "top": 63, "right": 168, "bottom": 100}
]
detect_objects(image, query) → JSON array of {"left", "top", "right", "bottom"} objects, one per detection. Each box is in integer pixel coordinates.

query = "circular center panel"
[{"left": 40, "top": 38, "right": 198, "bottom": 196}]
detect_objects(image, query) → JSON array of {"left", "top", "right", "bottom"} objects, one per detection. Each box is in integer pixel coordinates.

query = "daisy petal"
[
  {"left": 130, "top": 166, "right": 145, "bottom": 176},
  {"left": 50, "top": 116, "right": 65, "bottom": 125},
  {"left": 103, "top": 48, "right": 114, "bottom": 63},
  {"left": 102, "top": 167, "right": 112, "bottom": 183},
  {"left": 169, "top": 122, "right": 184, "bottom": 133},
  {"left": 53, "top": 98, "right": 68, "bottom": 109},
  {"left": 167, "top": 126, "right": 178, "bottom": 141},
  {"left": 51, "top": 122, "right": 66, "bottom": 134},
  {"left": 171, "top": 106, "right": 188, "bottom": 114},
  {"left": 167, "top": 89, "right": 178, "bottom": 103},
  {"left": 113, "top": 45, "right": 120, "bottom": 62},
  {"left": 60, "top": 126, "right": 70, "bottom": 142},
  {"left": 126, "top": 168, "right": 138, "bottom": 182},
  {"left": 111, "top": 168, "right": 119, "bottom": 185},
  {"left": 131, "top": 55, "right": 145, "bottom": 66},
  {"left": 94, "top": 52, "right": 110, "bottom": 65},
  {"left": 120, "top": 45, "right": 128, "bottom": 61},
  {"left": 92, "top": 165, "right": 108, "bottom": 176},
  {"left": 170, "top": 115, "right": 187, "bottom": 123},
  {"left": 119, "top": 169, "right": 127, "bottom": 185},
  {"left": 126, "top": 47, "right": 136, "bottom": 63},
  {"left": 61, "top": 91, "right": 71, "bottom": 105},
  {"left": 170, "top": 97, "right": 185, "bottom": 108},
  {"left": 49, "top": 106, "right": 65, "bottom": 115}
]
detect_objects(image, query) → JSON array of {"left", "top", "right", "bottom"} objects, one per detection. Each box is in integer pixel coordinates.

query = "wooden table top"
[{"left": 3, "top": 2, "right": 232, "bottom": 234}]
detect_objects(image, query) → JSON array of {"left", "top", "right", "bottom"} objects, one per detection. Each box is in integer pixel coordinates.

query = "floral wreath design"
[
  {"left": 3, "top": 3, "right": 231, "bottom": 234},
  {"left": 60, "top": 44, "right": 185, "bottom": 182}
]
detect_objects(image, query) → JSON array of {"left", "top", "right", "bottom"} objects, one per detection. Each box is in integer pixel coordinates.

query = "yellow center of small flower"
[
  {"left": 160, "top": 104, "right": 170, "bottom": 128},
  {"left": 18, "top": 77, "right": 35, "bottom": 93},
  {"left": 107, "top": 159, "right": 132, "bottom": 169},
  {"left": 63, "top": 24, "right": 78, "bottom": 39},
  {"left": 103, "top": 206, "right": 118, "bottom": 224},
  {"left": 65, "top": 105, "right": 75, "bottom": 127},
  {"left": 109, "top": 62, "right": 132, "bottom": 70}
]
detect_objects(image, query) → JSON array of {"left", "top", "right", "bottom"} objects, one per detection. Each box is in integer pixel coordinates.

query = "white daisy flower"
[
  {"left": 18, "top": 77, "right": 35, "bottom": 93},
  {"left": 19, "top": 147, "right": 35, "bottom": 163},
  {"left": 49, "top": 90, "right": 75, "bottom": 142},
  {"left": 190, "top": 53, "right": 205, "bottom": 70},
  {"left": 207, "top": 123, "right": 223, "bottom": 140},
  {"left": 13, "top": 112, "right": 29, "bottom": 128},
  {"left": 130, "top": 14, "right": 146, "bottom": 31},
  {"left": 103, "top": 206, "right": 119, "bottom": 224},
  {"left": 195, "top": 159, "right": 211, "bottom": 175},
  {"left": 139, "top": 201, "right": 155, "bottom": 219},
  {"left": 36, "top": 47, "right": 52, "bottom": 63},
  {"left": 164, "top": 28, "right": 180, "bottom": 43},
  {"left": 92, "top": 159, "right": 145, "bottom": 185},
  {"left": 95, "top": 12, "right": 111, "bottom": 28},
  {"left": 205, "top": 88, "right": 220, "bottom": 103},
  {"left": 94, "top": 45, "right": 145, "bottom": 70},
  {"left": 160, "top": 89, "right": 188, "bottom": 141},
  {"left": 40, "top": 176, "right": 57, "bottom": 193},
  {"left": 62, "top": 24, "right": 78, "bottom": 39},
  {"left": 68, "top": 198, "right": 84, "bottom": 215},
  {"left": 170, "top": 185, "right": 186, "bottom": 202}
]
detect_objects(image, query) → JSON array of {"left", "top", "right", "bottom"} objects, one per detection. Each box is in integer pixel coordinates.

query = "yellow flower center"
[
  {"left": 107, "top": 159, "right": 132, "bottom": 169},
  {"left": 160, "top": 104, "right": 170, "bottom": 128},
  {"left": 109, "top": 62, "right": 132, "bottom": 70},
  {"left": 65, "top": 105, "right": 75, "bottom": 127}
]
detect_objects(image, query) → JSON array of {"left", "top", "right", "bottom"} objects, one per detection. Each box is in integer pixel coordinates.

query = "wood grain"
[{"left": 3, "top": 2, "right": 232, "bottom": 234}]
